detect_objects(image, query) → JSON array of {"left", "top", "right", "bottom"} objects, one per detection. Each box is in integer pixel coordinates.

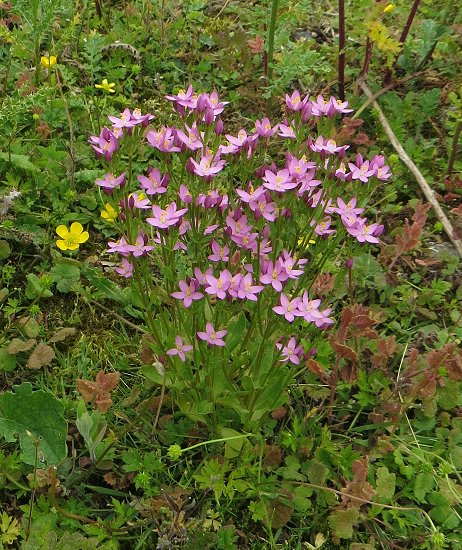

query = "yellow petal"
[
  {"left": 77, "top": 231, "right": 89, "bottom": 244},
  {"left": 101, "top": 210, "right": 109, "bottom": 219},
  {"left": 40, "top": 56, "right": 49, "bottom": 67},
  {"left": 67, "top": 243, "right": 80, "bottom": 250},
  {"left": 49, "top": 56, "right": 57, "bottom": 66},
  {"left": 56, "top": 225, "right": 69, "bottom": 239},
  {"left": 56, "top": 239, "right": 68, "bottom": 250},
  {"left": 69, "top": 222, "right": 84, "bottom": 237}
]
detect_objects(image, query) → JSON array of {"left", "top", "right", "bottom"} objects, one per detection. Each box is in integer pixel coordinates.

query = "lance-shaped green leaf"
[{"left": 0, "top": 382, "right": 67, "bottom": 465}]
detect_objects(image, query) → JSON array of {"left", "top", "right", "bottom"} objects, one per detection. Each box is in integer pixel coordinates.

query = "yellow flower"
[
  {"left": 56, "top": 222, "right": 89, "bottom": 251},
  {"left": 298, "top": 236, "right": 316, "bottom": 250},
  {"left": 100, "top": 203, "right": 119, "bottom": 223},
  {"left": 383, "top": 3, "right": 395, "bottom": 13},
  {"left": 40, "top": 55, "right": 57, "bottom": 68},
  {"left": 95, "top": 78, "right": 115, "bottom": 93}
]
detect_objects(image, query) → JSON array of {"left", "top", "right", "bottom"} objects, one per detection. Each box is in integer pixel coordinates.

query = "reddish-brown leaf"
[{"left": 76, "top": 370, "right": 120, "bottom": 413}]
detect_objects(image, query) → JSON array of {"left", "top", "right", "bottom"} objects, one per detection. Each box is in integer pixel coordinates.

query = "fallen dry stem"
[{"left": 360, "top": 82, "right": 462, "bottom": 259}]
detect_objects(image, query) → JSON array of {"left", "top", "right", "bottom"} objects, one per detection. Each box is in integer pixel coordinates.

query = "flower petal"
[
  {"left": 70, "top": 222, "right": 84, "bottom": 237},
  {"left": 77, "top": 231, "right": 89, "bottom": 244},
  {"left": 56, "top": 225, "right": 69, "bottom": 239},
  {"left": 56, "top": 239, "right": 68, "bottom": 250}
]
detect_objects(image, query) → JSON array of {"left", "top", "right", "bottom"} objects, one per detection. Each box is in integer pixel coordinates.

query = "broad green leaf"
[
  {"left": 50, "top": 261, "right": 80, "bottom": 293},
  {"left": 0, "top": 348, "right": 16, "bottom": 371},
  {"left": 0, "top": 152, "right": 39, "bottom": 172},
  {"left": 0, "top": 239, "right": 11, "bottom": 260},
  {"left": 413, "top": 471, "right": 434, "bottom": 502},
  {"left": 25, "top": 273, "right": 53, "bottom": 300},
  {"left": 328, "top": 508, "right": 359, "bottom": 539},
  {"left": 0, "top": 382, "right": 67, "bottom": 465},
  {"left": 376, "top": 466, "right": 396, "bottom": 502}
]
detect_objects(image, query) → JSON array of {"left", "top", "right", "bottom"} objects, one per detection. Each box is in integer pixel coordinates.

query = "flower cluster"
[{"left": 89, "top": 87, "right": 390, "bottom": 375}]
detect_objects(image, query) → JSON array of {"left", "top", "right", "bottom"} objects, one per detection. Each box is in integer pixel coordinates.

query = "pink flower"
[
  {"left": 346, "top": 222, "right": 381, "bottom": 244},
  {"left": 370, "top": 155, "right": 392, "bottom": 181},
  {"left": 108, "top": 108, "right": 135, "bottom": 129},
  {"left": 176, "top": 122, "right": 203, "bottom": 151},
  {"left": 114, "top": 258, "right": 134, "bottom": 278},
  {"left": 236, "top": 183, "right": 266, "bottom": 204},
  {"left": 249, "top": 194, "right": 277, "bottom": 222},
  {"left": 146, "top": 127, "right": 181, "bottom": 153},
  {"left": 285, "top": 90, "right": 308, "bottom": 112},
  {"left": 178, "top": 184, "right": 193, "bottom": 204},
  {"left": 336, "top": 197, "right": 364, "bottom": 217},
  {"left": 137, "top": 166, "right": 169, "bottom": 195},
  {"left": 272, "top": 293, "right": 301, "bottom": 322},
  {"left": 255, "top": 117, "right": 277, "bottom": 138},
  {"left": 205, "top": 270, "right": 231, "bottom": 299},
  {"left": 171, "top": 279, "right": 203, "bottom": 307},
  {"left": 96, "top": 172, "right": 126, "bottom": 192},
  {"left": 276, "top": 337, "right": 303, "bottom": 365},
  {"left": 126, "top": 192, "right": 151, "bottom": 210},
  {"left": 189, "top": 154, "right": 226, "bottom": 178},
  {"left": 106, "top": 236, "right": 132, "bottom": 257},
  {"left": 309, "top": 136, "right": 347, "bottom": 156},
  {"left": 125, "top": 231, "right": 155, "bottom": 257},
  {"left": 89, "top": 127, "right": 119, "bottom": 161},
  {"left": 260, "top": 259, "right": 288, "bottom": 292},
  {"left": 263, "top": 169, "right": 298, "bottom": 192},
  {"left": 328, "top": 97, "right": 354, "bottom": 115},
  {"left": 147, "top": 202, "right": 188, "bottom": 229},
  {"left": 208, "top": 240, "right": 230, "bottom": 262},
  {"left": 348, "top": 154, "right": 375, "bottom": 183},
  {"left": 197, "top": 322, "right": 227, "bottom": 347},
  {"left": 311, "top": 95, "right": 330, "bottom": 117},
  {"left": 277, "top": 122, "right": 296, "bottom": 139},
  {"left": 167, "top": 335, "right": 193, "bottom": 362},
  {"left": 314, "top": 217, "right": 336, "bottom": 236},
  {"left": 166, "top": 85, "right": 196, "bottom": 110},
  {"left": 237, "top": 273, "right": 263, "bottom": 301},
  {"left": 296, "top": 291, "right": 323, "bottom": 323}
]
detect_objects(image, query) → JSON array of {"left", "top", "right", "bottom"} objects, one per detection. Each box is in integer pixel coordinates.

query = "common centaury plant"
[{"left": 83, "top": 88, "right": 391, "bottom": 432}]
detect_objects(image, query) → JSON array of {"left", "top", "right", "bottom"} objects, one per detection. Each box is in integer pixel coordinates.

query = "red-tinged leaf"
[
  {"left": 263, "top": 445, "right": 283, "bottom": 468},
  {"left": 352, "top": 458, "right": 368, "bottom": 483},
  {"left": 271, "top": 406, "right": 287, "bottom": 420},
  {"left": 267, "top": 488, "right": 294, "bottom": 528},
  {"left": 412, "top": 200, "right": 431, "bottom": 228},
  {"left": 331, "top": 342, "right": 358, "bottom": 363},
  {"left": 451, "top": 204, "right": 462, "bottom": 217},
  {"left": 305, "top": 358, "right": 325, "bottom": 376},
  {"left": 76, "top": 370, "right": 120, "bottom": 413}
]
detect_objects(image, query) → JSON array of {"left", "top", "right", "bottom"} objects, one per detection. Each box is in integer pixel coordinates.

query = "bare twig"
[{"left": 360, "top": 82, "right": 462, "bottom": 259}]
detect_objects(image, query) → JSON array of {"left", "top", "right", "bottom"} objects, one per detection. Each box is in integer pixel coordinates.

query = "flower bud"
[
  {"left": 346, "top": 258, "right": 354, "bottom": 269},
  {"left": 214, "top": 118, "right": 224, "bottom": 135}
]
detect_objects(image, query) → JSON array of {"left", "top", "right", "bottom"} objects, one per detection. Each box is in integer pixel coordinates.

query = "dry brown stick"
[{"left": 360, "top": 81, "right": 462, "bottom": 259}]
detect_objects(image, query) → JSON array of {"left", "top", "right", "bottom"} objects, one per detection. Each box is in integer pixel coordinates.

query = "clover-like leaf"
[
  {"left": 328, "top": 508, "right": 359, "bottom": 539},
  {"left": 0, "top": 382, "right": 67, "bottom": 465}
]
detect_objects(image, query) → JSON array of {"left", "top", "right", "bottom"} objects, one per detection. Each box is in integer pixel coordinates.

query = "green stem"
[{"left": 266, "top": 0, "right": 280, "bottom": 85}]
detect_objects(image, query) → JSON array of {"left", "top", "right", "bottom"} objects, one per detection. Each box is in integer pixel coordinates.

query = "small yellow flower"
[
  {"left": 100, "top": 203, "right": 119, "bottom": 223},
  {"left": 40, "top": 55, "right": 57, "bottom": 68},
  {"left": 298, "top": 236, "right": 316, "bottom": 250},
  {"left": 56, "top": 222, "right": 89, "bottom": 251},
  {"left": 95, "top": 78, "right": 115, "bottom": 93},
  {"left": 383, "top": 3, "right": 395, "bottom": 13}
]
